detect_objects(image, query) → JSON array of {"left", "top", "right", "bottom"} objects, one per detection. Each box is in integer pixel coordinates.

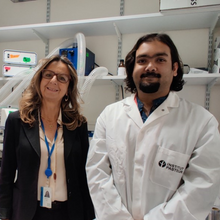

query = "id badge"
[{"left": 40, "top": 186, "right": 52, "bottom": 208}]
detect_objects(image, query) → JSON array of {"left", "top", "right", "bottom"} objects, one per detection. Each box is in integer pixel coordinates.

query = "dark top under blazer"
[{"left": 0, "top": 111, "right": 95, "bottom": 220}]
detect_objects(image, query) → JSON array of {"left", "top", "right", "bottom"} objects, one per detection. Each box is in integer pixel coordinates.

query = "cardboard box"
[{"left": 160, "top": 0, "right": 220, "bottom": 11}]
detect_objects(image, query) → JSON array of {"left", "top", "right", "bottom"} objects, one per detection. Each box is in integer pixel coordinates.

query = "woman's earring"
[{"left": 65, "top": 94, "right": 69, "bottom": 102}]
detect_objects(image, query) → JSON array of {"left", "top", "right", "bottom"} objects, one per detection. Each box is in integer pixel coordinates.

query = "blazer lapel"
[
  {"left": 21, "top": 120, "right": 41, "bottom": 157},
  {"left": 62, "top": 114, "right": 77, "bottom": 160},
  {"left": 63, "top": 125, "right": 78, "bottom": 161}
]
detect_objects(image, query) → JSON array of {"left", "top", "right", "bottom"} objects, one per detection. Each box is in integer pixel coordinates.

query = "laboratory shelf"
[
  {"left": 182, "top": 73, "right": 220, "bottom": 85},
  {"left": 0, "top": 8, "right": 220, "bottom": 42},
  {"left": 0, "top": 74, "right": 220, "bottom": 87},
  {"left": 94, "top": 73, "right": 220, "bottom": 86}
]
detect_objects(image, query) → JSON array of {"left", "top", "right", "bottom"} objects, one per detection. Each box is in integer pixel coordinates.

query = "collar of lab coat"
[{"left": 122, "top": 91, "right": 180, "bottom": 127}]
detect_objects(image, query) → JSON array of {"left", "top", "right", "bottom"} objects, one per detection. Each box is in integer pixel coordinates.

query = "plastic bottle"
[{"left": 117, "top": 59, "right": 126, "bottom": 76}]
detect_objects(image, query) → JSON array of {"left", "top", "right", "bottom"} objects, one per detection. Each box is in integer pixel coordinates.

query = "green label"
[{"left": 23, "top": 57, "right": 31, "bottom": 63}]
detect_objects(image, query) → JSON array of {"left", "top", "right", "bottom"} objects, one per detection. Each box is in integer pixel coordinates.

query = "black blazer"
[{"left": 0, "top": 111, "right": 95, "bottom": 220}]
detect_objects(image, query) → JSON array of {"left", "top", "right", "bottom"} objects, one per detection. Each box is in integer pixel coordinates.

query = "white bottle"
[{"left": 117, "top": 59, "right": 126, "bottom": 76}]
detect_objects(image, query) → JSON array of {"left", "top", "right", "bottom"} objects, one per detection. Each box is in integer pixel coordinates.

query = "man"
[{"left": 86, "top": 33, "right": 220, "bottom": 220}]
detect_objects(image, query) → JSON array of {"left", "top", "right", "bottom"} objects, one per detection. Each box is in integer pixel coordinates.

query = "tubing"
[
  {"left": 0, "top": 32, "right": 108, "bottom": 110},
  {"left": 0, "top": 33, "right": 86, "bottom": 108},
  {"left": 75, "top": 33, "right": 86, "bottom": 90},
  {"left": 80, "top": 67, "right": 108, "bottom": 103}
]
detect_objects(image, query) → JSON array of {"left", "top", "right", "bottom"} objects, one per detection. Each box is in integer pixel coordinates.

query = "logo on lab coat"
[
  {"left": 158, "top": 160, "right": 166, "bottom": 168},
  {"left": 158, "top": 160, "right": 184, "bottom": 173}
]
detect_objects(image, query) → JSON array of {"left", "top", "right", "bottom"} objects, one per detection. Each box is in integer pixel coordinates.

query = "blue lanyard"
[{"left": 40, "top": 118, "right": 58, "bottom": 179}]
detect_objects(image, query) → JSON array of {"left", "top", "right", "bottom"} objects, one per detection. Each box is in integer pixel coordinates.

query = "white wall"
[
  {"left": 0, "top": 0, "right": 159, "bottom": 26},
  {"left": 0, "top": 0, "right": 46, "bottom": 26},
  {"left": 0, "top": 0, "right": 219, "bottom": 129}
]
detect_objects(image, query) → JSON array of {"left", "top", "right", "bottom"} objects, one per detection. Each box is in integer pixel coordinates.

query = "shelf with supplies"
[
  {"left": 0, "top": 7, "right": 220, "bottom": 42},
  {"left": 93, "top": 73, "right": 220, "bottom": 86}
]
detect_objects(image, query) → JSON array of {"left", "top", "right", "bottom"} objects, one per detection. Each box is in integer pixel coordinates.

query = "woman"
[{"left": 0, "top": 55, "right": 95, "bottom": 220}]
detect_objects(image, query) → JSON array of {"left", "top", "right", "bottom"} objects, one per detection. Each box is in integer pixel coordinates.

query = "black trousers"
[{"left": 32, "top": 201, "right": 69, "bottom": 220}]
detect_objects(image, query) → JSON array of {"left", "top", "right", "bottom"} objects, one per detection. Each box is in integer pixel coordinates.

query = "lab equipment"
[{"left": 60, "top": 47, "right": 95, "bottom": 76}]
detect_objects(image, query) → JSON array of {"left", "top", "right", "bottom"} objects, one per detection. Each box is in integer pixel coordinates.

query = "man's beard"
[
  {"left": 139, "top": 82, "right": 160, "bottom": 93},
  {"left": 139, "top": 72, "right": 161, "bottom": 93}
]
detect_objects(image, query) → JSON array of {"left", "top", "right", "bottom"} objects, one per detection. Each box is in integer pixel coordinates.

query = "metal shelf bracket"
[
  {"left": 32, "top": 29, "right": 49, "bottom": 56},
  {"left": 205, "top": 77, "right": 218, "bottom": 110},
  {"left": 32, "top": 0, "right": 51, "bottom": 57},
  {"left": 208, "top": 13, "right": 220, "bottom": 72},
  {"left": 110, "top": 79, "right": 121, "bottom": 101},
  {"left": 112, "top": 0, "right": 125, "bottom": 101}
]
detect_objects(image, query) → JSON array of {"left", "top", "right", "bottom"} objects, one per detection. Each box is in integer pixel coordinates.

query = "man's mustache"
[{"left": 141, "top": 72, "right": 161, "bottom": 78}]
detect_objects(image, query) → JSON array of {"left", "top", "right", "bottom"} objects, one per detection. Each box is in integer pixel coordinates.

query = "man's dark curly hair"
[{"left": 124, "top": 33, "right": 185, "bottom": 94}]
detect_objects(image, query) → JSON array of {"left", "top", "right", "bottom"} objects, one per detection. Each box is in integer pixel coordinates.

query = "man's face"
[{"left": 132, "top": 40, "right": 178, "bottom": 97}]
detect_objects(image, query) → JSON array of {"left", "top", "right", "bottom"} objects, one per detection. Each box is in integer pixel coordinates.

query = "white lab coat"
[{"left": 86, "top": 92, "right": 220, "bottom": 220}]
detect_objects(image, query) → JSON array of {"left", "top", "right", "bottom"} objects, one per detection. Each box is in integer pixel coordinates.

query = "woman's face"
[{"left": 40, "top": 60, "right": 70, "bottom": 105}]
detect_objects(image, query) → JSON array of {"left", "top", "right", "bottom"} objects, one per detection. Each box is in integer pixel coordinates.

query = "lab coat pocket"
[{"left": 150, "top": 146, "right": 190, "bottom": 191}]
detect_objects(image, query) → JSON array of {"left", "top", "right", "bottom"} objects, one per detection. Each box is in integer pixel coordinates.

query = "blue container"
[{"left": 59, "top": 47, "right": 95, "bottom": 76}]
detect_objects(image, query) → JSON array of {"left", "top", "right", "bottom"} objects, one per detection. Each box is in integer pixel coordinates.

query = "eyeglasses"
[{"left": 41, "top": 69, "right": 71, "bottom": 83}]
